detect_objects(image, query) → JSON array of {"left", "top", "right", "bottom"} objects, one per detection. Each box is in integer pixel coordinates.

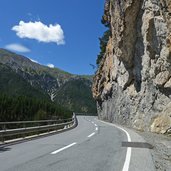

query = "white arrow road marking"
[{"left": 51, "top": 142, "right": 77, "bottom": 155}]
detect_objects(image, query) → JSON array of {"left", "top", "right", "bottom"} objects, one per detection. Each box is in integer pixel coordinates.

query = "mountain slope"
[
  {"left": 55, "top": 78, "right": 96, "bottom": 113},
  {"left": 0, "top": 48, "right": 96, "bottom": 113},
  {"left": 0, "top": 63, "right": 48, "bottom": 99}
]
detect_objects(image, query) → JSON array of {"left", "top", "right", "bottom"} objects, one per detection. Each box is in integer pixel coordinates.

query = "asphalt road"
[{"left": 0, "top": 116, "right": 155, "bottom": 171}]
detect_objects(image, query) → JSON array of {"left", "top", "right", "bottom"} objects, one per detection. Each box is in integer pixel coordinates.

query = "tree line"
[{"left": 0, "top": 94, "right": 72, "bottom": 122}]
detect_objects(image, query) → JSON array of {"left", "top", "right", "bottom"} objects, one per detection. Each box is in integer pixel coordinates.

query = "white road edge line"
[
  {"left": 98, "top": 120, "right": 131, "bottom": 171},
  {"left": 87, "top": 132, "right": 95, "bottom": 138},
  {"left": 51, "top": 142, "right": 77, "bottom": 155}
]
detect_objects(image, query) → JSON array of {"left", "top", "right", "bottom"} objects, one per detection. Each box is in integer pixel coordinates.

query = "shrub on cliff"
[
  {"left": 96, "top": 29, "right": 111, "bottom": 65},
  {"left": 96, "top": 0, "right": 111, "bottom": 65}
]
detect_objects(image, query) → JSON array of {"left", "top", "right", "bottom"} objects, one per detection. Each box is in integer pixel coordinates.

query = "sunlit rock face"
[{"left": 92, "top": 0, "right": 171, "bottom": 133}]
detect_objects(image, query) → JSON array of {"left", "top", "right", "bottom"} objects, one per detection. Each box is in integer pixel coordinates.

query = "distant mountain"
[
  {"left": 55, "top": 78, "right": 96, "bottom": 113},
  {"left": 0, "top": 63, "right": 48, "bottom": 99},
  {"left": 0, "top": 48, "right": 96, "bottom": 113}
]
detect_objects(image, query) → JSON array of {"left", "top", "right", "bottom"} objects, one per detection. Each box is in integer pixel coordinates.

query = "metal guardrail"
[{"left": 0, "top": 114, "right": 77, "bottom": 144}]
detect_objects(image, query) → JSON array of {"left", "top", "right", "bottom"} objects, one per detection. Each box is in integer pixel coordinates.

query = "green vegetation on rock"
[
  {"left": 96, "top": 0, "right": 111, "bottom": 65},
  {"left": 96, "top": 29, "right": 111, "bottom": 65}
]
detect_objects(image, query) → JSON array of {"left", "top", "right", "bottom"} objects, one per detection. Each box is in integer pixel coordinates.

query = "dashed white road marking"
[
  {"left": 94, "top": 124, "right": 97, "bottom": 127},
  {"left": 51, "top": 142, "right": 77, "bottom": 155},
  {"left": 92, "top": 121, "right": 94, "bottom": 124},
  {"left": 87, "top": 132, "right": 95, "bottom": 138},
  {"left": 98, "top": 120, "right": 132, "bottom": 171},
  {"left": 95, "top": 127, "right": 98, "bottom": 131}
]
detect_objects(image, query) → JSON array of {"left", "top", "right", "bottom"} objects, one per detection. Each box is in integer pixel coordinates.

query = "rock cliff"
[{"left": 93, "top": 0, "right": 171, "bottom": 133}]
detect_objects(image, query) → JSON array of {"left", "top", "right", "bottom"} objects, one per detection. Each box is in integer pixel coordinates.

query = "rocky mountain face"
[
  {"left": 0, "top": 48, "right": 96, "bottom": 113},
  {"left": 92, "top": 0, "right": 171, "bottom": 133},
  {"left": 0, "top": 63, "right": 49, "bottom": 99},
  {"left": 0, "top": 49, "right": 73, "bottom": 100}
]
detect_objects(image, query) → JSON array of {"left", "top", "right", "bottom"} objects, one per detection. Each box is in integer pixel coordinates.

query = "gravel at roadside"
[{"left": 137, "top": 131, "right": 171, "bottom": 171}]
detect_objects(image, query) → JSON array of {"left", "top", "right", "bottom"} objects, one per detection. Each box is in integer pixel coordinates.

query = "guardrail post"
[
  {"left": 2, "top": 124, "right": 6, "bottom": 143},
  {"left": 1, "top": 131, "right": 4, "bottom": 144},
  {"left": 23, "top": 123, "right": 26, "bottom": 139},
  {"left": 3, "top": 124, "right": 6, "bottom": 131},
  {"left": 0, "top": 135, "right": 3, "bottom": 144},
  {"left": 37, "top": 122, "right": 40, "bottom": 135},
  {"left": 55, "top": 120, "right": 58, "bottom": 132},
  {"left": 48, "top": 121, "right": 50, "bottom": 132}
]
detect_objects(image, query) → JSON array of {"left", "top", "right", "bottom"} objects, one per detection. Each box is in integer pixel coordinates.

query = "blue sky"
[{"left": 0, "top": 0, "right": 105, "bottom": 75}]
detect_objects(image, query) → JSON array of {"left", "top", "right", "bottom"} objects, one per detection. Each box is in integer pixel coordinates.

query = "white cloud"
[
  {"left": 12, "top": 21, "right": 65, "bottom": 45},
  {"left": 5, "top": 43, "right": 30, "bottom": 53},
  {"left": 29, "top": 58, "right": 38, "bottom": 63},
  {"left": 47, "top": 63, "right": 55, "bottom": 68}
]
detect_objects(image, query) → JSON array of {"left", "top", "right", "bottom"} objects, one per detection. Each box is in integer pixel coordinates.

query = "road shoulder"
[
  {"left": 97, "top": 119, "right": 155, "bottom": 171},
  {"left": 137, "top": 131, "right": 171, "bottom": 171}
]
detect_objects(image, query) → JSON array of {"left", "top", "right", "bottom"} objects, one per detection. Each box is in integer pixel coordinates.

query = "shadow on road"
[{"left": 0, "top": 147, "right": 11, "bottom": 153}]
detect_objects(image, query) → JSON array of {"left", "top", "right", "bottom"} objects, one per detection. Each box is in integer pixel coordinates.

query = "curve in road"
[{"left": 0, "top": 116, "right": 155, "bottom": 171}]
